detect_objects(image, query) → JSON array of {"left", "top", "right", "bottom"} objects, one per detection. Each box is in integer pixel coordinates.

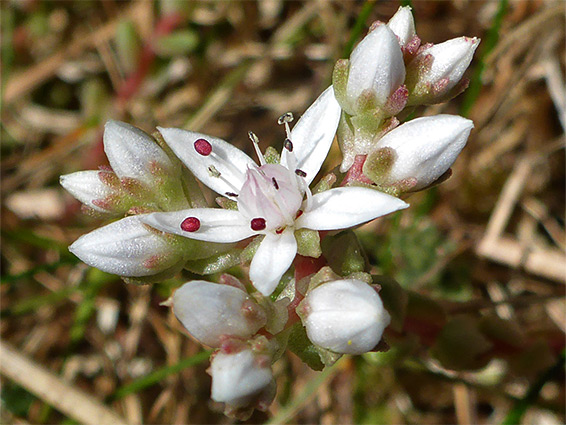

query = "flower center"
[{"left": 238, "top": 164, "right": 303, "bottom": 231}]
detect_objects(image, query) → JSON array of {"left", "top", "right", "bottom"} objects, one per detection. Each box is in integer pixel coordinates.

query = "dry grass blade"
[{"left": 0, "top": 340, "right": 129, "bottom": 425}]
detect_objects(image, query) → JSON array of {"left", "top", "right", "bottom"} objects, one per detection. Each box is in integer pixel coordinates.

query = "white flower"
[
  {"left": 299, "top": 279, "right": 390, "bottom": 355},
  {"left": 142, "top": 87, "right": 408, "bottom": 295},
  {"left": 345, "top": 25, "right": 406, "bottom": 114},
  {"left": 173, "top": 280, "right": 267, "bottom": 347},
  {"left": 387, "top": 6, "right": 416, "bottom": 48},
  {"left": 210, "top": 348, "right": 274, "bottom": 408},
  {"left": 408, "top": 36, "right": 480, "bottom": 104},
  {"left": 69, "top": 215, "right": 183, "bottom": 277},
  {"left": 364, "top": 115, "right": 474, "bottom": 191}
]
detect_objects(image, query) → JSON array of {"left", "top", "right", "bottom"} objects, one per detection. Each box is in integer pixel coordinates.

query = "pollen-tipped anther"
[
  {"left": 277, "top": 112, "right": 294, "bottom": 125},
  {"left": 194, "top": 138, "right": 212, "bottom": 156},
  {"left": 181, "top": 217, "right": 201, "bottom": 232},
  {"left": 250, "top": 218, "right": 267, "bottom": 231}
]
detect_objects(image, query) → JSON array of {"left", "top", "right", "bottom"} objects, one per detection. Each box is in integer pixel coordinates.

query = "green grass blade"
[
  {"left": 266, "top": 358, "right": 344, "bottom": 425},
  {"left": 460, "top": 0, "right": 509, "bottom": 117},
  {"left": 111, "top": 350, "right": 212, "bottom": 400}
]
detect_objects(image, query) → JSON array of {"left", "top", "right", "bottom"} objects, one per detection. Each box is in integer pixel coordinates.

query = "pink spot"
[
  {"left": 194, "top": 138, "right": 212, "bottom": 156},
  {"left": 181, "top": 217, "right": 200, "bottom": 232},
  {"left": 250, "top": 218, "right": 266, "bottom": 231}
]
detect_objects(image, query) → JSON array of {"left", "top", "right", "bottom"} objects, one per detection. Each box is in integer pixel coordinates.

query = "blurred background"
[{"left": 1, "top": 1, "right": 565, "bottom": 424}]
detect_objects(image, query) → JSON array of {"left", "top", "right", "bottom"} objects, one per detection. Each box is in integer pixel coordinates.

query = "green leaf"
[
  {"left": 431, "top": 316, "right": 493, "bottom": 370},
  {"left": 287, "top": 323, "right": 324, "bottom": 371},
  {"left": 155, "top": 30, "right": 199, "bottom": 57},
  {"left": 322, "top": 231, "right": 366, "bottom": 276},
  {"left": 184, "top": 248, "right": 242, "bottom": 275}
]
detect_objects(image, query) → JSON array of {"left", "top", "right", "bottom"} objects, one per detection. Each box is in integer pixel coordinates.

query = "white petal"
[
  {"left": 104, "top": 121, "right": 173, "bottom": 184},
  {"left": 347, "top": 25, "right": 405, "bottom": 106},
  {"left": 174, "top": 281, "right": 266, "bottom": 347},
  {"left": 374, "top": 114, "right": 473, "bottom": 190},
  {"left": 296, "top": 186, "right": 408, "bottom": 230},
  {"left": 142, "top": 208, "right": 255, "bottom": 243},
  {"left": 69, "top": 215, "right": 176, "bottom": 277},
  {"left": 387, "top": 6, "right": 416, "bottom": 47},
  {"left": 419, "top": 37, "right": 480, "bottom": 89},
  {"left": 282, "top": 86, "right": 341, "bottom": 185},
  {"left": 157, "top": 127, "right": 255, "bottom": 197},
  {"left": 211, "top": 349, "right": 273, "bottom": 407},
  {"left": 249, "top": 231, "right": 297, "bottom": 296},
  {"left": 60, "top": 171, "right": 112, "bottom": 212}
]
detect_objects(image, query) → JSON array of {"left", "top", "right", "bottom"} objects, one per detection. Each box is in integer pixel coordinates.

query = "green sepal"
[
  {"left": 312, "top": 173, "right": 336, "bottom": 194},
  {"left": 294, "top": 228, "right": 321, "bottom": 258},
  {"left": 287, "top": 323, "right": 324, "bottom": 371},
  {"left": 183, "top": 248, "right": 242, "bottom": 275},
  {"left": 363, "top": 147, "right": 396, "bottom": 185},
  {"left": 240, "top": 236, "right": 263, "bottom": 263},
  {"left": 332, "top": 59, "right": 351, "bottom": 114},
  {"left": 321, "top": 230, "right": 367, "bottom": 276},
  {"left": 372, "top": 275, "right": 408, "bottom": 332}
]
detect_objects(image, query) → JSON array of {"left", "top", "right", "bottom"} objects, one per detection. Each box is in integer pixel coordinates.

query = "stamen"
[
  {"left": 208, "top": 165, "right": 221, "bottom": 178},
  {"left": 277, "top": 112, "right": 294, "bottom": 125},
  {"left": 181, "top": 217, "right": 201, "bottom": 232},
  {"left": 278, "top": 112, "right": 294, "bottom": 140},
  {"left": 272, "top": 177, "right": 279, "bottom": 190},
  {"left": 194, "top": 139, "right": 212, "bottom": 156},
  {"left": 225, "top": 192, "right": 238, "bottom": 197},
  {"left": 248, "top": 131, "right": 266, "bottom": 165},
  {"left": 250, "top": 217, "right": 267, "bottom": 231},
  {"left": 284, "top": 138, "right": 293, "bottom": 152},
  {"left": 295, "top": 169, "right": 307, "bottom": 178}
]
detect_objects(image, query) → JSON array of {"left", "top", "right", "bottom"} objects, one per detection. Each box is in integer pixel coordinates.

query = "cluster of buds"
[
  {"left": 61, "top": 6, "right": 479, "bottom": 418},
  {"left": 333, "top": 6, "right": 478, "bottom": 192}
]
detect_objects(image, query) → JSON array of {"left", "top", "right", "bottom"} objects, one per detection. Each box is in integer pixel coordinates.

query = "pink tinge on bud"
[
  {"left": 194, "top": 138, "right": 213, "bottom": 156},
  {"left": 181, "top": 216, "right": 201, "bottom": 232},
  {"left": 250, "top": 218, "right": 267, "bottom": 231}
]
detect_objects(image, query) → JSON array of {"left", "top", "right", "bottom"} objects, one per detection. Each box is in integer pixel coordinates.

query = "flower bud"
[
  {"left": 60, "top": 170, "right": 114, "bottom": 213},
  {"left": 298, "top": 279, "right": 390, "bottom": 355},
  {"left": 210, "top": 347, "right": 275, "bottom": 409},
  {"left": 364, "top": 115, "right": 473, "bottom": 191},
  {"left": 173, "top": 280, "right": 267, "bottom": 347},
  {"left": 69, "top": 215, "right": 184, "bottom": 277},
  {"left": 387, "top": 6, "right": 416, "bottom": 48},
  {"left": 103, "top": 120, "right": 174, "bottom": 186},
  {"left": 407, "top": 37, "right": 480, "bottom": 105},
  {"left": 335, "top": 25, "right": 405, "bottom": 115}
]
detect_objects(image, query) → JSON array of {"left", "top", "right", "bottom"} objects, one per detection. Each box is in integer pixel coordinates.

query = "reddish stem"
[{"left": 340, "top": 155, "right": 374, "bottom": 186}]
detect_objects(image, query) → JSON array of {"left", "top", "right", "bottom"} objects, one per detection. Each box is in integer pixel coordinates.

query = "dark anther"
[
  {"left": 272, "top": 178, "right": 279, "bottom": 190},
  {"left": 284, "top": 138, "right": 294, "bottom": 152},
  {"left": 225, "top": 192, "right": 239, "bottom": 197},
  {"left": 295, "top": 169, "right": 307, "bottom": 178}
]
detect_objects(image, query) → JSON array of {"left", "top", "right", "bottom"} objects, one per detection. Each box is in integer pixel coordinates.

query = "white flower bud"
[
  {"left": 69, "top": 215, "right": 181, "bottom": 276},
  {"left": 387, "top": 6, "right": 416, "bottom": 47},
  {"left": 368, "top": 115, "right": 473, "bottom": 191},
  {"left": 60, "top": 170, "right": 113, "bottom": 212},
  {"left": 104, "top": 120, "right": 173, "bottom": 185},
  {"left": 300, "top": 279, "right": 390, "bottom": 355},
  {"left": 173, "top": 280, "right": 267, "bottom": 347},
  {"left": 210, "top": 348, "right": 274, "bottom": 408},
  {"left": 409, "top": 37, "right": 479, "bottom": 103},
  {"left": 346, "top": 24, "right": 405, "bottom": 112}
]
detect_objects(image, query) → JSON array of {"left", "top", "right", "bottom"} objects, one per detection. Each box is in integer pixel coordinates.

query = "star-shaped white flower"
[{"left": 142, "top": 87, "right": 408, "bottom": 295}]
